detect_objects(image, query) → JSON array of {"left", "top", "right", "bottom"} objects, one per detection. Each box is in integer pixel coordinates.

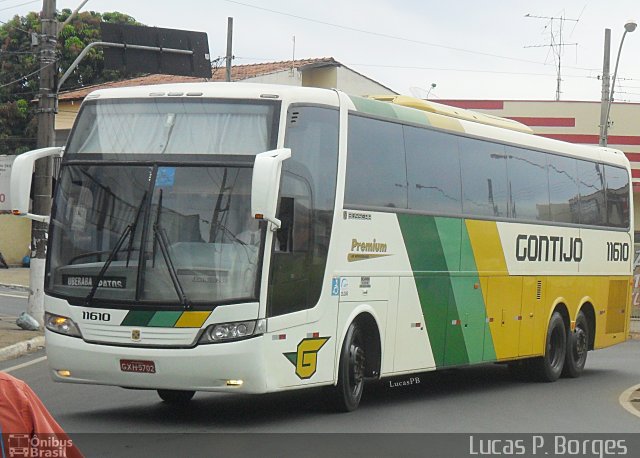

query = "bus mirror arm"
[
  {"left": 261, "top": 215, "right": 282, "bottom": 232},
  {"left": 251, "top": 148, "right": 292, "bottom": 232},
  {"left": 10, "top": 147, "right": 63, "bottom": 223}
]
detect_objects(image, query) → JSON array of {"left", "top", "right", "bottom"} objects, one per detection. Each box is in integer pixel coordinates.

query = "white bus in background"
[{"left": 11, "top": 84, "right": 633, "bottom": 411}]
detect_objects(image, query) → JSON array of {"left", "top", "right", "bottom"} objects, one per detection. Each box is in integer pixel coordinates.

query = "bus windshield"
[
  {"left": 47, "top": 98, "right": 281, "bottom": 307},
  {"left": 48, "top": 164, "right": 262, "bottom": 306}
]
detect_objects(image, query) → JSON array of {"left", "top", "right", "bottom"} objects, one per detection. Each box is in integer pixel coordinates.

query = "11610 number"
[
  {"left": 606, "top": 242, "right": 630, "bottom": 262},
  {"left": 82, "top": 311, "right": 111, "bottom": 322}
]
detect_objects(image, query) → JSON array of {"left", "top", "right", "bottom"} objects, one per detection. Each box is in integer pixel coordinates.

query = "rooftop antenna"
[{"left": 524, "top": 13, "right": 579, "bottom": 100}]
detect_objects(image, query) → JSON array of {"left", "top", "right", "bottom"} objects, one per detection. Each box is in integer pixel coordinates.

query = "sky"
[{"left": 3, "top": 0, "right": 640, "bottom": 102}]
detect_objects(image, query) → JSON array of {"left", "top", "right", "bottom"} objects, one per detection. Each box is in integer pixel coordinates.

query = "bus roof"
[
  {"left": 80, "top": 82, "right": 629, "bottom": 169},
  {"left": 368, "top": 95, "right": 535, "bottom": 134}
]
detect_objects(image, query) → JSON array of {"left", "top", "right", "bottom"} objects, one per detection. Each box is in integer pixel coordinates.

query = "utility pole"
[
  {"left": 30, "top": 0, "right": 57, "bottom": 326},
  {"left": 225, "top": 17, "right": 233, "bottom": 82},
  {"left": 599, "top": 29, "right": 611, "bottom": 147}
]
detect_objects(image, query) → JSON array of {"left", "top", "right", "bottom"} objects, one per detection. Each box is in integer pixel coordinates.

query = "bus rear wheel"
[
  {"left": 562, "top": 311, "right": 589, "bottom": 378},
  {"left": 530, "top": 312, "right": 567, "bottom": 382},
  {"left": 157, "top": 389, "right": 195, "bottom": 404},
  {"left": 333, "top": 322, "right": 366, "bottom": 412}
]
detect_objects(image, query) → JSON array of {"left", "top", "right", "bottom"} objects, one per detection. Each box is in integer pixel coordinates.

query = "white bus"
[{"left": 11, "top": 84, "right": 633, "bottom": 411}]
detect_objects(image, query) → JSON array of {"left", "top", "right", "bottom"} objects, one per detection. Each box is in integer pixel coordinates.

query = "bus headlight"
[
  {"left": 45, "top": 313, "right": 82, "bottom": 338},
  {"left": 199, "top": 319, "right": 266, "bottom": 344}
]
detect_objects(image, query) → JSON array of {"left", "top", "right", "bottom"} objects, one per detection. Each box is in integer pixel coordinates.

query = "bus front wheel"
[
  {"left": 530, "top": 312, "right": 567, "bottom": 382},
  {"left": 333, "top": 321, "right": 366, "bottom": 412},
  {"left": 157, "top": 389, "right": 195, "bottom": 404},
  {"left": 562, "top": 310, "right": 589, "bottom": 378}
]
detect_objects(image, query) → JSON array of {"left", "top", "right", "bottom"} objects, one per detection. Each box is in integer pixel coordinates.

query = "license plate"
[{"left": 120, "top": 359, "right": 156, "bottom": 374}]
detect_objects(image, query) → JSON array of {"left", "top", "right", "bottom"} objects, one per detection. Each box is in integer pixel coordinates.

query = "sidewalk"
[{"left": 0, "top": 267, "right": 44, "bottom": 362}]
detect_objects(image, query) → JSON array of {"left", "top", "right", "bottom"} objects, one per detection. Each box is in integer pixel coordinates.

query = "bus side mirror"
[
  {"left": 251, "top": 148, "right": 291, "bottom": 231},
  {"left": 10, "top": 147, "right": 63, "bottom": 223}
]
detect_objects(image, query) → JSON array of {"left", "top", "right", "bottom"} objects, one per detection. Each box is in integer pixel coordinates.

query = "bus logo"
[
  {"left": 131, "top": 329, "right": 141, "bottom": 341},
  {"left": 284, "top": 337, "right": 330, "bottom": 380},
  {"left": 8, "top": 434, "right": 29, "bottom": 457},
  {"left": 348, "top": 238, "right": 391, "bottom": 262}
]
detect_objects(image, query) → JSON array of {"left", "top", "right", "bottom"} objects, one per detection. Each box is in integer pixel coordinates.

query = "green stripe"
[
  {"left": 350, "top": 96, "right": 397, "bottom": 119},
  {"left": 389, "top": 104, "right": 430, "bottom": 126},
  {"left": 398, "top": 214, "right": 468, "bottom": 367},
  {"left": 460, "top": 224, "right": 497, "bottom": 361},
  {"left": 399, "top": 214, "right": 499, "bottom": 367},
  {"left": 121, "top": 311, "right": 155, "bottom": 327},
  {"left": 147, "top": 311, "right": 182, "bottom": 328}
]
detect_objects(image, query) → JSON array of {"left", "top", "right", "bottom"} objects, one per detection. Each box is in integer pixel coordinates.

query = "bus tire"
[
  {"left": 562, "top": 311, "right": 589, "bottom": 378},
  {"left": 157, "top": 389, "right": 195, "bottom": 404},
  {"left": 333, "top": 321, "right": 366, "bottom": 412},
  {"left": 530, "top": 312, "right": 567, "bottom": 382}
]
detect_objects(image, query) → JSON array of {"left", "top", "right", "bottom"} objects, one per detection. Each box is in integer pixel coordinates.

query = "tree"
[{"left": 0, "top": 9, "right": 141, "bottom": 155}]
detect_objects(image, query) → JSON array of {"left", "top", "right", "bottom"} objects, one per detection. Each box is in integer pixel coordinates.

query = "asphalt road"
[
  {"left": 2, "top": 340, "right": 639, "bottom": 456},
  {"left": 0, "top": 287, "right": 28, "bottom": 317}
]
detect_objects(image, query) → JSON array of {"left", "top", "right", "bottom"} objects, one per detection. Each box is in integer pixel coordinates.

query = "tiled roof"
[{"left": 58, "top": 57, "right": 339, "bottom": 101}]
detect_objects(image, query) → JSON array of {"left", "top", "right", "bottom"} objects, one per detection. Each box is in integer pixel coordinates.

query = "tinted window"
[
  {"left": 507, "top": 147, "right": 550, "bottom": 221},
  {"left": 577, "top": 160, "right": 606, "bottom": 226},
  {"left": 547, "top": 154, "right": 580, "bottom": 224},
  {"left": 404, "top": 126, "right": 462, "bottom": 215},
  {"left": 345, "top": 115, "right": 407, "bottom": 209},
  {"left": 605, "top": 165, "right": 630, "bottom": 228},
  {"left": 269, "top": 106, "right": 339, "bottom": 317},
  {"left": 460, "top": 138, "right": 508, "bottom": 218},
  {"left": 67, "top": 99, "right": 278, "bottom": 157}
]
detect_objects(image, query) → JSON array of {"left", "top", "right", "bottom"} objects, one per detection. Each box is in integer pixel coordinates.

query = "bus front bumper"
[{"left": 45, "top": 330, "right": 268, "bottom": 393}]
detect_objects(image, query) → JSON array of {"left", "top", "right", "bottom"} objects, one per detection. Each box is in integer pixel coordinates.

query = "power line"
[
  {"left": 0, "top": 0, "right": 39, "bottom": 13},
  {"left": 0, "top": 61, "right": 54, "bottom": 90},
  {"left": 236, "top": 56, "right": 600, "bottom": 80},
  {"left": 223, "top": 0, "right": 599, "bottom": 72}
]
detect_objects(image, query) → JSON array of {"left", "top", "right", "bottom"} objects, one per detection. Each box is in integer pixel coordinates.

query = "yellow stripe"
[
  {"left": 466, "top": 220, "right": 518, "bottom": 360},
  {"left": 465, "top": 220, "right": 507, "bottom": 274},
  {"left": 175, "top": 312, "right": 211, "bottom": 328}
]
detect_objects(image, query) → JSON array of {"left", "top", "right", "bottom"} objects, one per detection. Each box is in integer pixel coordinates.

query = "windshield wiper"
[
  {"left": 84, "top": 224, "right": 132, "bottom": 305},
  {"left": 153, "top": 223, "right": 191, "bottom": 310},
  {"left": 85, "top": 192, "right": 149, "bottom": 305}
]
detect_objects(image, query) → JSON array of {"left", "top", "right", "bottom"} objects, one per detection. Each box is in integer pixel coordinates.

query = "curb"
[
  {"left": 0, "top": 336, "right": 45, "bottom": 363},
  {"left": 0, "top": 283, "right": 30, "bottom": 293}
]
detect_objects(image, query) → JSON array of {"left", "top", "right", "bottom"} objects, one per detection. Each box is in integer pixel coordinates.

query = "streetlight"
[{"left": 599, "top": 20, "right": 637, "bottom": 147}]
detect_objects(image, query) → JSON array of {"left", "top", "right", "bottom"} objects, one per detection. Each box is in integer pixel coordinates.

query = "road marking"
[
  {"left": 619, "top": 383, "right": 640, "bottom": 419},
  {"left": 0, "top": 292, "right": 28, "bottom": 299},
  {"left": 2, "top": 356, "right": 47, "bottom": 374}
]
